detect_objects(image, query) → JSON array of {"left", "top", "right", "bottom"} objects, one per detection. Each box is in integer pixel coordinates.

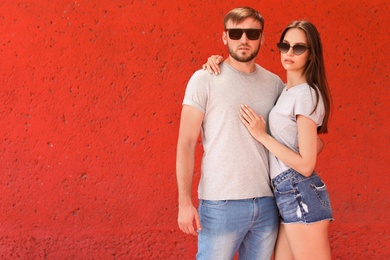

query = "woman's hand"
[
  {"left": 202, "top": 55, "right": 224, "bottom": 75},
  {"left": 239, "top": 104, "right": 268, "bottom": 141}
]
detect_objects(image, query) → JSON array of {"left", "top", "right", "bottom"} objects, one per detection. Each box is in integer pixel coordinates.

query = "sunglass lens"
[
  {"left": 246, "top": 29, "right": 261, "bottom": 40},
  {"left": 277, "top": 42, "right": 290, "bottom": 53},
  {"left": 228, "top": 29, "right": 261, "bottom": 40},
  {"left": 293, "top": 45, "right": 307, "bottom": 55},
  {"left": 277, "top": 43, "right": 308, "bottom": 55},
  {"left": 228, "top": 29, "right": 243, "bottom": 40}
]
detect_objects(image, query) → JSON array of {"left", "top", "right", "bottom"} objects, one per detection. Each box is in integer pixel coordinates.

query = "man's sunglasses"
[
  {"left": 276, "top": 42, "right": 309, "bottom": 55},
  {"left": 226, "top": 28, "right": 262, "bottom": 40}
]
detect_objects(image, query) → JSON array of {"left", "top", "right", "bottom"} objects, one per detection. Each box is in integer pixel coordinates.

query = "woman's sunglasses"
[
  {"left": 226, "top": 28, "right": 262, "bottom": 40},
  {"left": 277, "top": 42, "right": 309, "bottom": 55}
]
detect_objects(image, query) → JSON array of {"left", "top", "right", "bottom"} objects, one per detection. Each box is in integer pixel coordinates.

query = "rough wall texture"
[{"left": 0, "top": 0, "right": 388, "bottom": 259}]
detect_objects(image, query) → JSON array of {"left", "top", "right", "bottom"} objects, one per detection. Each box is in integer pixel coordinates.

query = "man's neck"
[{"left": 225, "top": 56, "right": 257, "bottom": 73}]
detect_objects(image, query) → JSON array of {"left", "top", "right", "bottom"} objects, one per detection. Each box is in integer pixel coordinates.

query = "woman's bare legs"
[
  {"left": 277, "top": 220, "right": 331, "bottom": 260},
  {"left": 274, "top": 223, "right": 294, "bottom": 260}
]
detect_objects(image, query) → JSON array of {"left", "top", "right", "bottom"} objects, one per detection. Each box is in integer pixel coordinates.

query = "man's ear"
[
  {"left": 222, "top": 31, "right": 228, "bottom": 45},
  {"left": 260, "top": 33, "right": 265, "bottom": 45}
]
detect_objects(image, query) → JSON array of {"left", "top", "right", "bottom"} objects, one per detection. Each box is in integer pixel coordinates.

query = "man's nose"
[{"left": 239, "top": 32, "right": 249, "bottom": 43}]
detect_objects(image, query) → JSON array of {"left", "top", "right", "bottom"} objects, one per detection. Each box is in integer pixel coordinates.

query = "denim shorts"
[{"left": 271, "top": 168, "right": 333, "bottom": 224}]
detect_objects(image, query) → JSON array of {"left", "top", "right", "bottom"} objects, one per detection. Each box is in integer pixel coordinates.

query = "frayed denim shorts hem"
[
  {"left": 271, "top": 168, "right": 333, "bottom": 224},
  {"left": 282, "top": 218, "right": 333, "bottom": 225}
]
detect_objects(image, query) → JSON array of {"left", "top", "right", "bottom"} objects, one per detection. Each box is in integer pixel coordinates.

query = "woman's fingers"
[
  {"left": 240, "top": 105, "right": 256, "bottom": 121},
  {"left": 208, "top": 56, "right": 220, "bottom": 74},
  {"left": 239, "top": 106, "right": 249, "bottom": 122},
  {"left": 239, "top": 114, "right": 249, "bottom": 126},
  {"left": 202, "top": 55, "right": 223, "bottom": 74}
]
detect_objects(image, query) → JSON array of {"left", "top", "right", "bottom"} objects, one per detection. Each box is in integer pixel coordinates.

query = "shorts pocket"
[
  {"left": 310, "top": 180, "right": 331, "bottom": 208},
  {"left": 274, "top": 180, "right": 296, "bottom": 195}
]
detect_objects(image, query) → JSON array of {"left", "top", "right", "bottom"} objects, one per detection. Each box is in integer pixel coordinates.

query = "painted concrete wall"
[{"left": 0, "top": 0, "right": 388, "bottom": 259}]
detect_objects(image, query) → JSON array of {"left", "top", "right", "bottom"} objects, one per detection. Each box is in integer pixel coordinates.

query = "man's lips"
[{"left": 238, "top": 45, "right": 250, "bottom": 50}]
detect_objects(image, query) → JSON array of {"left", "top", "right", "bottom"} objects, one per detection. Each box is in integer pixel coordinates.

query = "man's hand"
[{"left": 178, "top": 204, "right": 202, "bottom": 236}]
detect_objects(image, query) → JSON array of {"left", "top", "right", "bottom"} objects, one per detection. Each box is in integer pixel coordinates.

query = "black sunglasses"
[
  {"left": 226, "top": 28, "right": 262, "bottom": 40},
  {"left": 277, "top": 42, "right": 309, "bottom": 55}
]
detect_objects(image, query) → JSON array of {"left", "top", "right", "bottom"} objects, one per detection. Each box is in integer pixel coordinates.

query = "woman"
[{"left": 204, "top": 21, "right": 333, "bottom": 259}]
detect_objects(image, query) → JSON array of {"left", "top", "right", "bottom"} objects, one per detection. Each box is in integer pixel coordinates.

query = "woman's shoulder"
[{"left": 293, "top": 83, "right": 318, "bottom": 97}]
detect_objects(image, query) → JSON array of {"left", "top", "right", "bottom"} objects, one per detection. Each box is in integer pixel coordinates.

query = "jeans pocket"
[{"left": 201, "top": 200, "right": 228, "bottom": 207}]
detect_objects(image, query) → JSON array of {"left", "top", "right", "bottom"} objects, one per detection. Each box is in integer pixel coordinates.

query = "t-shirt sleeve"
[
  {"left": 183, "top": 70, "right": 208, "bottom": 114},
  {"left": 276, "top": 77, "right": 285, "bottom": 96},
  {"left": 294, "top": 87, "right": 325, "bottom": 126}
]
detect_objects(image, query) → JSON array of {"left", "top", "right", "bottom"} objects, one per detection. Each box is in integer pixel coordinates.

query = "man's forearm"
[{"left": 176, "top": 145, "right": 196, "bottom": 206}]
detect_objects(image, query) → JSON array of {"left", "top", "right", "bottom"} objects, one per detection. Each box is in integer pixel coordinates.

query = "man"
[{"left": 176, "top": 6, "right": 284, "bottom": 259}]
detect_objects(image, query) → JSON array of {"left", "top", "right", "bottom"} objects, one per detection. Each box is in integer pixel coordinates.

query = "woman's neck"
[{"left": 286, "top": 71, "right": 307, "bottom": 90}]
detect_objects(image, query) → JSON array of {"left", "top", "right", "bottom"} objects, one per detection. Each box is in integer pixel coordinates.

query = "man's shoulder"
[
  {"left": 255, "top": 64, "right": 281, "bottom": 79},
  {"left": 191, "top": 69, "right": 214, "bottom": 79},
  {"left": 188, "top": 68, "right": 220, "bottom": 87},
  {"left": 254, "top": 64, "right": 285, "bottom": 94},
  {"left": 255, "top": 64, "right": 284, "bottom": 87}
]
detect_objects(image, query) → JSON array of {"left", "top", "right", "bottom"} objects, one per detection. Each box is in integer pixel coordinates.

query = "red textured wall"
[{"left": 0, "top": 0, "right": 388, "bottom": 259}]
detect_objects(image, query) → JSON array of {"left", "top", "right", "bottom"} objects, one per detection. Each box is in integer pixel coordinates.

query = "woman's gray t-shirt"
[{"left": 268, "top": 83, "right": 325, "bottom": 179}]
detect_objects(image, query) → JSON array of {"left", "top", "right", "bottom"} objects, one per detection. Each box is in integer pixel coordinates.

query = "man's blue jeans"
[{"left": 197, "top": 196, "right": 279, "bottom": 260}]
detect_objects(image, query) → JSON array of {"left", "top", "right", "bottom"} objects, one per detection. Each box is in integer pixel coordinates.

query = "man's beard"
[{"left": 228, "top": 43, "right": 260, "bottom": 62}]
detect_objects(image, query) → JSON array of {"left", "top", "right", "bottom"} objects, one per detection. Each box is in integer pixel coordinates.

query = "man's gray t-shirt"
[
  {"left": 268, "top": 83, "right": 325, "bottom": 179},
  {"left": 183, "top": 63, "right": 284, "bottom": 200}
]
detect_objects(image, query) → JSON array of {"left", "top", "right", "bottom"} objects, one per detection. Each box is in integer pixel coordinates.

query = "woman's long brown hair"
[{"left": 279, "top": 21, "right": 332, "bottom": 134}]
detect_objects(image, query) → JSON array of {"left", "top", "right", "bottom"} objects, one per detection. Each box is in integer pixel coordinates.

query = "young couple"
[{"left": 177, "top": 6, "right": 332, "bottom": 260}]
